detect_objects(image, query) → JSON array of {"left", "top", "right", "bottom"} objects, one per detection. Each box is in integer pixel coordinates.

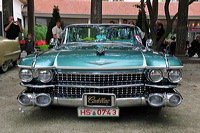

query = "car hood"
[{"left": 19, "top": 49, "right": 183, "bottom": 69}]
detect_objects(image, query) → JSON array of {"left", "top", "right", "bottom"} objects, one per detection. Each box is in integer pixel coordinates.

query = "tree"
[
  {"left": 46, "top": 6, "right": 61, "bottom": 43},
  {"left": 176, "top": 0, "right": 196, "bottom": 54},
  {"left": 146, "top": 0, "right": 159, "bottom": 49},
  {"left": 146, "top": 0, "right": 195, "bottom": 51},
  {"left": 27, "top": 0, "right": 35, "bottom": 40},
  {"left": 91, "top": 0, "right": 102, "bottom": 23},
  {"left": 135, "top": 0, "right": 149, "bottom": 40}
]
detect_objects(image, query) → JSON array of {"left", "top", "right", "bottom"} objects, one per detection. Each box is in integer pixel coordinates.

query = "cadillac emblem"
[
  {"left": 83, "top": 94, "right": 115, "bottom": 107},
  {"left": 85, "top": 60, "right": 116, "bottom": 66}
]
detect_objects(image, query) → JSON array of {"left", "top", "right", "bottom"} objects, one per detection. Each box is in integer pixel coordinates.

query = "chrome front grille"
[
  {"left": 52, "top": 72, "right": 147, "bottom": 98},
  {"left": 54, "top": 86, "right": 146, "bottom": 98},
  {"left": 54, "top": 72, "right": 146, "bottom": 86}
]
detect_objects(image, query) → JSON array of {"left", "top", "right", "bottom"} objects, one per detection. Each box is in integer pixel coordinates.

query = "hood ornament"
[{"left": 86, "top": 61, "right": 116, "bottom": 66}]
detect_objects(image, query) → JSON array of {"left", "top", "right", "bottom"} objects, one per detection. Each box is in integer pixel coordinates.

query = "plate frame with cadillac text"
[{"left": 83, "top": 93, "right": 116, "bottom": 107}]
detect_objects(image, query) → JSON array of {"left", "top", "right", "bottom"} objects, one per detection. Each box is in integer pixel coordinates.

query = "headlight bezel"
[
  {"left": 19, "top": 69, "right": 33, "bottom": 82},
  {"left": 168, "top": 69, "right": 182, "bottom": 83},
  {"left": 38, "top": 69, "right": 53, "bottom": 83},
  {"left": 147, "top": 69, "right": 163, "bottom": 83}
]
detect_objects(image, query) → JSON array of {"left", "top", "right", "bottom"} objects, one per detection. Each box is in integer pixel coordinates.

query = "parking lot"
[{"left": 0, "top": 64, "right": 200, "bottom": 133}]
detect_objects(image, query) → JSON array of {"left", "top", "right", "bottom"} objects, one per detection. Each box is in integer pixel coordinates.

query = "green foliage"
[
  {"left": 136, "top": 11, "right": 149, "bottom": 32},
  {"left": 82, "top": 37, "right": 95, "bottom": 41},
  {"left": 46, "top": 6, "right": 61, "bottom": 43},
  {"left": 135, "top": 2, "right": 149, "bottom": 38},
  {"left": 35, "top": 45, "right": 50, "bottom": 50},
  {"left": 35, "top": 26, "right": 47, "bottom": 40},
  {"left": 23, "top": 25, "right": 47, "bottom": 40}
]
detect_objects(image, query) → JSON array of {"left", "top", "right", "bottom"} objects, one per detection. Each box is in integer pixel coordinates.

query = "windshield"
[{"left": 63, "top": 25, "right": 143, "bottom": 44}]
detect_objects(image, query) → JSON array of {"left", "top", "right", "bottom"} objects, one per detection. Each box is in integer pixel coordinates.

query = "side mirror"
[
  {"left": 49, "top": 38, "right": 58, "bottom": 48},
  {"left": 146, "top": 39, "right": 153, "bottom": 48}
]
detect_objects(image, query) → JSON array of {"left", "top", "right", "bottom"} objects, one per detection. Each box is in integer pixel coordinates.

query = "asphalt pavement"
[
  {"left": 0, "top": 64, "right": 200, "bottom": 132},
  {"left": 176, "top": 54, "right": 200, "bottom": 64}
]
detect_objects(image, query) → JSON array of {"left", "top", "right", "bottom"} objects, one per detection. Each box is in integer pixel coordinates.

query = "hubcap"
[{"left": 2, "top": 62, "right": 8, "bottom": 72}]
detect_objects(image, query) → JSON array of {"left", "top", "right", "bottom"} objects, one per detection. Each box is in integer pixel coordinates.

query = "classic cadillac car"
[
  {"left": 0, "top": 37, "right": 20, "bottom": 72},
  {"left": 17, "top": 24, "right": 183, "bottom": 117}
]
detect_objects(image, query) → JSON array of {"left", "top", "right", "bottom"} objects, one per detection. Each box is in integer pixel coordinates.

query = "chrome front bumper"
[
  {"left": 52, "top": 97, "right": 147, "bottom": 107},
  {"left": 17, "top": 90, "right": 182, "bottom": 108},
  {"left": 18, "top": 82, "right": 182, "bottom": 107}
]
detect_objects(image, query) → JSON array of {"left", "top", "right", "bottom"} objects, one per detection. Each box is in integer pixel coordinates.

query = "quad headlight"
[
  {"left": 148, "top": 69, "right": 163, "bottom": 83},
  {"left": 168, "top": 69, "right": 182, "bottom": 83},
  {"left": 38, "top": 70, "right": 53, "bottom": 83},
  {"left": 19, "top": 69, "right": 33, "bottom": 82}
]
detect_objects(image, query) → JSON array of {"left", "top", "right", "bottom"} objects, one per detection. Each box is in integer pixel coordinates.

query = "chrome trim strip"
[
  {"left": 56, "top": 84, "right": 144, "bottom": 89},
  {"left": 164, "top": 54, "right": 169, "bottom": 68},
  {"left": 4, "top": 50, "right": 21, "bottom": 56},
  {"left": 20, "top": 82, "right": 179, "bottom": 89},
  {"left": 20, "top": 83, "right": 144, "bottom": 88},
  {"left": 18, "top": 65, "right": 183, "bottom": 70},
  {"left": 18, "top": 65, "right": 32, "bottom": 68},
  {"left": 53, "top": 51, "right": 61, "bottom": 67},
  {"left": 32, "top": 53, "right": 38, "bottom": 67},
  {"left": 145, "top": 84, "right": 180, "bottom": 88},
  {"left": 145, "top": 66, "right": 166, "bottom": 69},
  {"left": 168, "top": 66, "right": 183, "bottom": 69},
  {"left": 20, "top": 82, "right": 55, "bottom": 88},
  {"left": 55, "top": 66, "right": 146, "bottom": 70},
  {"left": 34, "top": 66, "right": 55, "bottom": 69},
  {"left": 18, "top": 66, "right": 56, "bottom": 69},
  {"left": 141, "top": 51, "right": 147, "bottom": 67},
  {"left": 19, "top": 66, "right": 146, "bottom": 69},
  {"left": 116, "top": 97, "right": 147, "bottom": 107},
  {"left": 145, "top": 66, "right": 183, "bottom": 69},
  {"left": 57, "top": 71, "right": 144, "bottom": 75}
]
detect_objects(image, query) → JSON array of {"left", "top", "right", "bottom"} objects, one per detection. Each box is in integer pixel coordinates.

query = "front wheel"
[{"left": 0, "top": 61, "right": 9, "bottom": 73}]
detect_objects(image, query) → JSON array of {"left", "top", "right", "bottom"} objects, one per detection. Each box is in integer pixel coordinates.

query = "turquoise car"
[{"left": 17, "top": 24, "right": 183, "bottom": 117}]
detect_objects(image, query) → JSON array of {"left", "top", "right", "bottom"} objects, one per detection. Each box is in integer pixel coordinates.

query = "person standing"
[
  {"left": 122, "top": 19, "right": 128, "bottom": 24},
  {"left": 188, "top": 34, "right": 200, "bottom": 57},
  {"left": 156, "top": 23, "right": 165, "bottom": 52},
  {"left": 108, "top": 21, "right": 116, "bottom": 39},
  {"left": 52, "top": 21, "right": 62, "bottom": 42},
  {"left": 156, "top": 23, "right": 165, "bottom": 42},
  {"left": 120, "top": 19, "right": 128, "bottom": 39},
  {"left": 25, "top": 34, "right": 35, "bottom": 55},
  {"left": 4, "top": 16, "right": 24, "bottom": 39},
  {"left": 128, "top": 21, "right": 135, "bottom": 25},
  {"left": 169, "top": 36, "right": 176, "bottom": 56}
]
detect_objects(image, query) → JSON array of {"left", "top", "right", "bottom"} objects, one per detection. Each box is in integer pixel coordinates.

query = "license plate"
[
  {"left": 78, "top": 107, "right": 119, "bottom": 117},
  {"left": 83, "top": 93, "right": 115, "bottom": 107}
]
